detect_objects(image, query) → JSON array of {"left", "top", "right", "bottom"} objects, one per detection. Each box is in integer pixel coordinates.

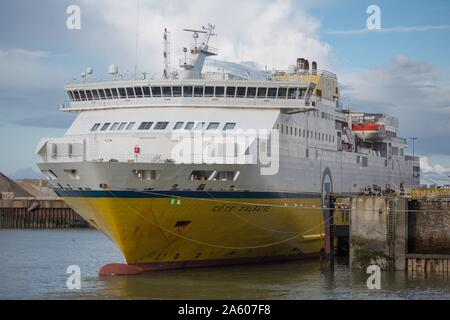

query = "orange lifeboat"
[{"left": 352, "top": 122, "right": 385, "bottom": 141}]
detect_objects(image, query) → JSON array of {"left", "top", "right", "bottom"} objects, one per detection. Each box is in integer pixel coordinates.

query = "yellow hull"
[{"left": 60, "top": 190, "right": 327, "bottom": 270}]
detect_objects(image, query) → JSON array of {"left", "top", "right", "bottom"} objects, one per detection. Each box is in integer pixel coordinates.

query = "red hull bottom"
[{"left": 99, "top": 252, "right": 322, "bottom": 276}]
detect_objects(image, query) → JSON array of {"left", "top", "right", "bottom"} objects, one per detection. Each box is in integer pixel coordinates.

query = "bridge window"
[
  {"left": 73, "top": 91, "right": 80, "bottom": 101},
  {"left": 185, "top": 122, "right": 195, "bottom": 130},
  {"left": 126, "top": 87, "right": 135, "bottom": 98},
  {"left": 236, "top": 87, "right": 246, "bottom": 98},
  {"left": 174, "top": 122, "right": 184, "bottom": 130},
  {"left": 154, "top": 122, "right": 169, "bottom": 130},
  {"left": 143, "top": 87, "right": 151, "bottom": 97},
  {"left": 257, "top": 87, "right": 267, "bottom": 99},
  {"left": 101, "top": 123, "right": 111, "bottom": 131},
  {"left": 183, "top": 86, "right": 193, "bottom": 97},
  {"left": 90, "top": 123, "right": 101, "bottom": 131},
  {"left": 118, "top": 88, "right": 127, "bottom": 99},
  {"left": 247, "top": 87, "right": 256, "bottom": 98},
  {"left": 67, "top": 91, "right": 74, "bottom": 101},
  {"left": 226, "top": 86, "right": 236, "bottom": 98},
  {"left": 138, "top": 122, "right": 153, "bottom": 130},
  {"left": 223, "top": 123, "right": 236, "bottom": 131},
  {"left": 110, "top": 122, "right": 120, "bottom": 130},
  {"left": 215, "top": 86, "right": 225, "bottom": 97},
  {"left": 79, "top": 90, "right": 87, "bottom": 101},
  {"left": 194, "top": 86, "right": 204, "bottom": 97},
  {"left": 207, "top": 122, "right": 220, "bottom": 130},
  {"left": 267, "top": 88, "right": 277, "bottom": 99},
  {"left": 118, "top": 122, "right": 127, "bottom": 130},
  {"left": 288, "top": 88, "right": 297, "bottom": 99},
  {"left": 277, "top": 87, "right": 287, "bottom": 99},
  {"left": 172, "top": 86, "right": 182, "bottom": 97},
  {"left": 205, "top": 86, "right": 214, "bottom": 97},
  {"left": 86, "top": 90, "right": 93, "bottom": 100},
  {"left": 91, "top": 90, "right": 99, "bottom": 100},
  {"left": 126, "top": 122, "right": 135, "bottom": 130},
  {"left": 151, "top": 86, "right": 162, "bottom": 97},
  {"left": 98, "top": 89, "right": 106, "bottom": 99},
  {"left": 111, "top": 88, "right": 119, "bottom": 99},
  {"left": 134, "top": 87, "right": 143, "bottom": 98}
]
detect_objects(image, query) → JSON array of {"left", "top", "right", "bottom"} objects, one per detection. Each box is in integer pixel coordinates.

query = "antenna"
[
  {"left": 134, "top": 0, "right": 140, "bottom": 75},
  {"left": 163, "top": 28, "right": 171, "bottom": 79}
]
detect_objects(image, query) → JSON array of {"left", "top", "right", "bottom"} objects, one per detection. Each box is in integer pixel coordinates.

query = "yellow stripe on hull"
[{"left": 62, "top": 196, "right": 326, "bottom": 266}]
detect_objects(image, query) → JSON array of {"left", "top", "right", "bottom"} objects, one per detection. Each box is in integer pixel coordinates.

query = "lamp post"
[{"left": 409, "top": 137, "right": 418, "bottom": 157}]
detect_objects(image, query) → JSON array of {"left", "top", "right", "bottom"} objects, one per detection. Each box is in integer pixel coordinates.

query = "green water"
[{"left": 0, "top": 230, "right": 449, "bottom": 300}]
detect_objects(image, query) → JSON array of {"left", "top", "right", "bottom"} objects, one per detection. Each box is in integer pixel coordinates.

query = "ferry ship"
[{"left": 36, "top": 25, "right": 420, "bottom": 275}]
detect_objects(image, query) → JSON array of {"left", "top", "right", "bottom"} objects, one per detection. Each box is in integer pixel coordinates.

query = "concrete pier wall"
[
  {"left": 350, "top": 196, "right": 408, "bottom": 271},
  {"left": 0, "top": 199, "right": 89, "bottom": 229}
]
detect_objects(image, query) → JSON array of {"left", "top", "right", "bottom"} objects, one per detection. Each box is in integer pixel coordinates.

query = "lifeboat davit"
[{"left": 352, "top": 122, "right": 385, "bottom": 141}]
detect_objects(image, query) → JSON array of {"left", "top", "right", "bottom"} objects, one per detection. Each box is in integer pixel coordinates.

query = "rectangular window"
[
  {"left": 151, "top": 86, "right": 162, "bottom": 97},
  {"left": 267, "top": 88, "right": 277, "bottom": 98},
  {"left": 183, "top": 86, "right": 193, "bottom": 97},
  {"left": 215, "top": 86, "right": 225, "bottom": 97},
  {"left": 142, "top": 87, "right": 151, "bottom": 97},
  {"left": 126, "top": 122, "right": 135, "bottom": 130},
  {"left": 195, "top": 122, "right": 205, "bottom": 130},
  {"left": 213, "top": 171, "right": 239, "bottom": 181},
  {"left": 362, "top": 157, "right": 368, "bottom": 167},
  {"left": 110, "top": 122, "right": 120, "bottom": 130},
  {"left": 133, "top": 170, "right": 161, "bottom": 180},
  {"left": 111, "top": 88, "right": 119, "bottom": 99},
  {"left": 86, "top": 90, "right": 93, "bottom": 100},
  {"left": 277, "top": 87, "right": 287, "bottom": 99},
  {"left": 101, "top": 123, "right": 111, "bottom": 131},
  {"left": 73, "top": 91, "right": 80, "bottom": 101},
  {"left": 236, "top": 87, "right": 246, "bottom": 98},
  {"left": 90, "top": 123, "right": 101, "bottom": 131},
  {"left": 194, "top": 86, "right": 204, "bottom": 97},
  {"left": 205, "top": 86, "right": 214, "bottom": 97},
  {"left": 67, "top": 91, "right": 74, "bottom": 101},
  {"left": 154, "top": 122, "right": 169, "bottom": 130},
  {"left": 226, "top": 86, "right": 236, "bottom": 98},
  {"left": 118, "top": 122, "right": 127, "bottom": 130},
  {"left": 98, "top": 89, "right": 106, "bottom": 99},
  {"left": 118, "top": 88, "right": 127, "bottom": 98},
  {"left": 172, "top": 86, "right": 182, "bottom": 97},
  {"left": 223, "top": 123, "right": 236, "bottom": 131},
  {"left": 257, "top": 87, "right": 267, "bottom": 99},
  {"left": 79, "top": 90, "right": 87, "bottom": 101},
  {"left": 288, "top": 88, "right": 297, "bottom": 99},
  {"left": 185, "top": 122, "right": 195, "bottom": 130},
  {"left": 134, "top": 87, "right": 143, "bottom": 98},
  {"left": 174, "top": 122, "right": 184, "bottom": 130},
  {"left": 126, "top": 87, "right": 135, "bottom": 98},
  {"left": 138, "top": 122, "right": 153, "bottom": 130},
  {"left": 92, "top": 90, "right": 100, "bottom": 100},
  {"left": 246, "top": 87, "right": 257, "bottom": 98},
  {"left": 207, "top": 122, "right": 220, "bottom": 130},
  {"left": 190, "top": 170, "right": 214, "bottom": 181}
]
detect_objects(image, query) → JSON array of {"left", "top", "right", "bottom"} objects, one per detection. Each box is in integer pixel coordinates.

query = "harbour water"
[{"left": 0, "top": 229, "right": 449, "bottom": 300}]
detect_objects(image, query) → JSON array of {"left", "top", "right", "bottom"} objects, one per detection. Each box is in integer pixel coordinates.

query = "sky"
[{"left": 0, "top": 0, "right": 449, "bottom": 184}]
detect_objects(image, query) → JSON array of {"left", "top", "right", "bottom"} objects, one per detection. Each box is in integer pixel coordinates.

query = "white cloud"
[
  {"left": 77, "top": 0, "right": 333, "bottom": 74},
  {"left": 340, "top": 55, "right": 450, "bottom": 141},
  {"left": 0, "top": 49, "right": 53, "bottom": 59},
  {"left": 327, "top": 25, "right": 450, "bottom": 35}
]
